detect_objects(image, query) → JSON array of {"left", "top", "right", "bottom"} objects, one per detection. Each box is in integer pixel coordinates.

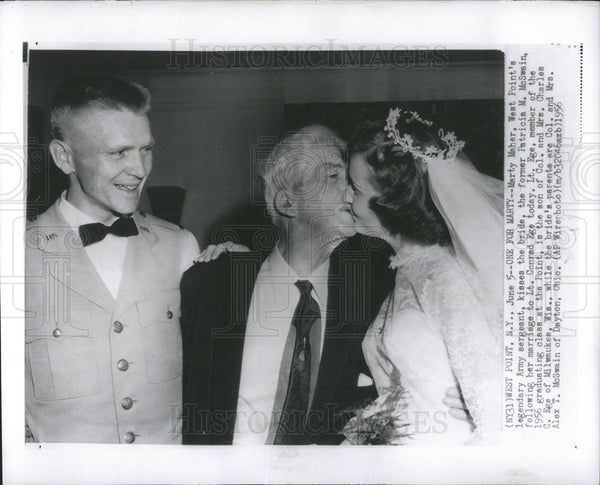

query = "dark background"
[{"left": 27, "top": 49, "right": 504, "bottom": 247}]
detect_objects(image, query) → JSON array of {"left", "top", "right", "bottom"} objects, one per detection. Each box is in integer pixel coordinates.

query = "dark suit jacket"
[{"left": 180, "top": 235, "right": 394, "bottom": 445}]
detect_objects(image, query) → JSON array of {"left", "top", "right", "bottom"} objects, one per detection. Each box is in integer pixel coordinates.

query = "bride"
[{"left": 343, "top": 108, "right": 503, "bottom": 445}]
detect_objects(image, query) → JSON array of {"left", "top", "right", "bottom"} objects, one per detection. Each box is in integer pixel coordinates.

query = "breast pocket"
[
  {"left": 136, "top": 289, "right": 182, "bottom": 384},
  {"left": 26, "top": 334, "right": 100, "bottom": 401},
  {"left": 25, "top": 303, "right": 101, "bottom": 401}
]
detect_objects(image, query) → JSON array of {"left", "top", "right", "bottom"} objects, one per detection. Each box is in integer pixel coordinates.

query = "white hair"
[{"left": 260, "top": 125, "right": 346, "bottom": 230}]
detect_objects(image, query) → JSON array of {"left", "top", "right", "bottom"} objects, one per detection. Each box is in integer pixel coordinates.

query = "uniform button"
[
  {"left": 52, "top": 328, "right": 62, "bottom": 338},
  {"left": 121, "top": 397, "right": 133, "bottom": 410},
  {"left": 124, "top": 431, "right": 135, "bottom": 444},
  {"left": 117, "top": 359, "right": 129, "bottom": 372},
  {"left": 113, "top": 321, "right": 124, "bottom": 333},
  {"left": 166, "top": 310, "right": 173, "bottom": 319}
]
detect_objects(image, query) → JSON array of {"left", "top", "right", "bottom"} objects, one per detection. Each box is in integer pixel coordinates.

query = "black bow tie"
[{"left": 79, "top": 217, "right": 139, "bottom": 247}]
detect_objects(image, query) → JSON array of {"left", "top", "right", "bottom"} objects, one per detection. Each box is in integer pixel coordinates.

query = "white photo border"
[{"left": 1, "top": 2, "right": 598, "bottom": 484}]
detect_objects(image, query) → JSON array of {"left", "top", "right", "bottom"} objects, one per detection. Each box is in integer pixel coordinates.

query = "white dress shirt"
[
  {"left": 233, "top": 247, "right": 329, "bottom": 444},
  {"left": 57, "top": 192, "right": 128, "bottom": 299}
]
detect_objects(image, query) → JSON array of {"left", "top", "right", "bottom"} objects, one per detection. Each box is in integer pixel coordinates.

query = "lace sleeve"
[{"left": 423, "top": 259, "right": 503, "bottom": 444}]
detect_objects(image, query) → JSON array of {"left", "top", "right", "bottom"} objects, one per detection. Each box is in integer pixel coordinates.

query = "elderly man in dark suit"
[{"left": 181, "top": 125, "right": 395, "bottom": 445}]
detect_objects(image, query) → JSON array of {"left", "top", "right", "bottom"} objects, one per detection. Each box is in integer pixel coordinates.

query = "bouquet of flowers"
[{"left": 342, "top": 380, "right": 413, "bottom": 445}]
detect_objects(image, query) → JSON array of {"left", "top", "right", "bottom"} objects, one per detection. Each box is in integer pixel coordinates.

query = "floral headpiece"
[{"left": 383, "top": 107, "right": 465, "bottom": 163}]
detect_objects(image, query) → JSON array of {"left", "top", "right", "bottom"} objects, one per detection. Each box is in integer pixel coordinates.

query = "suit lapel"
[
  {"left": 210, "top": 252, "right": 264, "bottom": 443},
  {"left": 113, "top": 215, "right": 161, "bottom": 312},
  {"left": 36, "top": 203, "right": 115, "bottom": 312},
  {"left": 312, "top": 246, "right": 355, "bottom": 411}
]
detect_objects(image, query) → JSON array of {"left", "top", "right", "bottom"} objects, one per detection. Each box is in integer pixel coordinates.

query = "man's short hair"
[
  {"left": 50, "top": 75, "right": 151, "bottom": 140},
  {"left": 260, "top": 124, "right": 346, "bottom": 230}
]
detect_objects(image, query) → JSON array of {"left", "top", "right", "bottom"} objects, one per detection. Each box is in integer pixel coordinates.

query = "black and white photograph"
[
  {"left": 24, "top": 48, "right": 504, "bottom": 448},
  {"left": 1, "top": 2, "right": 598, "bottom": 484}
]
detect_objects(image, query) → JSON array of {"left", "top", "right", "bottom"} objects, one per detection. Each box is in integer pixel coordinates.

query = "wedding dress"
[
  {"left": 342, "top": 108, "right": 504, "bottom": 445},
  {"left": 362, "top": 243, "right": 503, "bottom": 445}
]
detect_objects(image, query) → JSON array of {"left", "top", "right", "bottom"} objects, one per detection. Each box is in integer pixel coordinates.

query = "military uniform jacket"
[{"left": 25, "top": 201, "right": 198, "bottom": 444}]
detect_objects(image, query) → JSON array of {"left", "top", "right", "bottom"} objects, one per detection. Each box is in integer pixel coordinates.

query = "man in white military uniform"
[{"left": 25, "top": 75, "right": 199, "bottom": 444}]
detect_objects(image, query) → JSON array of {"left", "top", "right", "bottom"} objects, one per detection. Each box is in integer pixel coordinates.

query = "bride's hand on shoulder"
[
  {"left": 194, "top": 241, "right": 251, "bottom": 263},
  {"left": 443, "top": 386, "right": 472, "bottom": 422}
]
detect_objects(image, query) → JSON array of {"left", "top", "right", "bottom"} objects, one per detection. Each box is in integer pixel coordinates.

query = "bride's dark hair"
[{"left": 349, "top": 119, "right": 451, "bottom": 246}]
